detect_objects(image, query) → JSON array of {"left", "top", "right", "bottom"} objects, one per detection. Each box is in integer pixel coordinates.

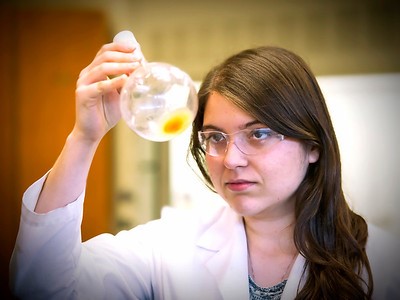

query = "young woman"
[{"left": 10, "top": 40, "right": 400, "bottom": 299}]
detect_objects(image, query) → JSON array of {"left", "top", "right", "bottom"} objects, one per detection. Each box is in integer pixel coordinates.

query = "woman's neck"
[
  {"left": 244, "top": 215, "right": 298, "bottom": 287},
  {"left": 244, "top": 214, "right": 296, "bottom": 254}
]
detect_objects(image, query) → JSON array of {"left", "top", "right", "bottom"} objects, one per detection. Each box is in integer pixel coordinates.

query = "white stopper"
[
  {"left": 113, "top": 30, "right": 138, "bottom": 47},
  {"left": 113, "top": 30, "right": 145, "bottom": 62}
]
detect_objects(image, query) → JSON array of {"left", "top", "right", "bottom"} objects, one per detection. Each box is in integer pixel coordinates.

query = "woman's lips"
[{"left": 225, "top": 180, "right": 255, "bottom": 192}]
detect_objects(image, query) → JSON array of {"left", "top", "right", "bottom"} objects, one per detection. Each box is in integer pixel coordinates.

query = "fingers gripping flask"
[{"left": 115, "top": 30, "right": 198, "bottom": 142}]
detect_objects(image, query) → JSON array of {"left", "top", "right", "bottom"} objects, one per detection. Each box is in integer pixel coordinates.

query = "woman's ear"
[{"left": 308, "top": 145, "right": 320, "bottom": 164}]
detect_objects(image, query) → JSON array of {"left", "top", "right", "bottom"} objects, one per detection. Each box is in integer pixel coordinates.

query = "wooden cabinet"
[{"left": 0, "top": 7, "right": 111, "bottom": 298}]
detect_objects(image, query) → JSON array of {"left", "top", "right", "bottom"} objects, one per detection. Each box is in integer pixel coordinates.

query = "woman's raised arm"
[{"left": 34, "top": 41, "right": 140, "bottom": 213}]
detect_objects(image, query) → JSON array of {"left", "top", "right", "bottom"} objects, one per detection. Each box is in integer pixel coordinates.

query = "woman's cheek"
[{"left": 206, "top": 157, "right": 222, "bottom": 189}]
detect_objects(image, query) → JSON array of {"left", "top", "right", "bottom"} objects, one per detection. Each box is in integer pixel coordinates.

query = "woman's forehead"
[{"left": 203, "top": 92, "right": 262, "bottom": 131}]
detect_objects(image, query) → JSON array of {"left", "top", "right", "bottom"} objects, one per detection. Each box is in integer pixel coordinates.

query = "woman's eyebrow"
[
  {"left": 201, "top": 124, "right": 222, "bottom": 131},
  {"left": 201, "top": 120, "right": 264, "bottom": 132},
  {"left": 242, "top": 120, "right": 264, "bottom": 128}
]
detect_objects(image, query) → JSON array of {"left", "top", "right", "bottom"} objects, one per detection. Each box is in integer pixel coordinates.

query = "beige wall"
[
  {"left": 11, "top": 0, "right": 400, "bottom": 231},
  {"left": 14, "top": 0, "right": 399, "bottom": 78}
]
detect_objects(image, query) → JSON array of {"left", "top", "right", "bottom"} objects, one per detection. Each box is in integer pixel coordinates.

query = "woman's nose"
[{"left": 223, "top": 140, "right": 248, "bottom": 169}]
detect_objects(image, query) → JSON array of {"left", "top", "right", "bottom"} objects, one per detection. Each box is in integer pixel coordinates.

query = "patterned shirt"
[{"left": 248, "top": 276, "right": 287, "bottom": 300}]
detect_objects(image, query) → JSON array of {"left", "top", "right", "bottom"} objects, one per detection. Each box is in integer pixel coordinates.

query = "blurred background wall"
[{"left": 1, "top": 0, "right": 399, "bottom": 298}]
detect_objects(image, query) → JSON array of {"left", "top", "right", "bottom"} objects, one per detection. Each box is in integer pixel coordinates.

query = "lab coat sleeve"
[
  {"left": 9, "top": 173, "right": 154, "bottom": 299},
  {"left": 9, "top": 173, "right": 84, "bottom": 299}
]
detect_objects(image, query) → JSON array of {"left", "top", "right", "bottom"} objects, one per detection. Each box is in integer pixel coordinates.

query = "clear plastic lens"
[
  {"left": 120, "top": 62, "right": 198, "bottom": 142},
  {"left": 199, "top": 128, "right": 284, "bottom": 156}
]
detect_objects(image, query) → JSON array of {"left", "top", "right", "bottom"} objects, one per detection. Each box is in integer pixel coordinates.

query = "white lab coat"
[{"left": 10, "top": 174, "right": 400, "bottom": 299}]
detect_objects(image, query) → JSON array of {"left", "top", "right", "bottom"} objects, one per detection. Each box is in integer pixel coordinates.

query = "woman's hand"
[
  {"left": 73, "top": 41, "right": 140, "bottom": 143},
  {"left": 35, "top": 41, "right": 142, "bottom": 213}
]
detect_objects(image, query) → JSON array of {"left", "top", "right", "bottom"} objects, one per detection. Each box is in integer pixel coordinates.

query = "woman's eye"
[
  {"left": 209, "top": 132, "right": 225, "bottom": 143},
  {"left": 251, "top": 129, "right": 271, "bottom": 140}
]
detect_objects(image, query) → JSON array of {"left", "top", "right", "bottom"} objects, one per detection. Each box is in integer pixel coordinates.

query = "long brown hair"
[{"left": 189, "top": 46, "right": 373, "bottom": 299}]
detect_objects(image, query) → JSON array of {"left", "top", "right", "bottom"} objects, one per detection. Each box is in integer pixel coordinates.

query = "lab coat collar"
[
  {"left": 195, "top": 204, "right": 249, "bottom": 299},
  {"left": 194, "top": 204, "right": 307, "bottom": 300}
]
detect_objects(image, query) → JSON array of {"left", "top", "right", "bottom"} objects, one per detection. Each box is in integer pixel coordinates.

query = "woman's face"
[{"left": 202, "top": 92, "right": 319, "bottom": 219}]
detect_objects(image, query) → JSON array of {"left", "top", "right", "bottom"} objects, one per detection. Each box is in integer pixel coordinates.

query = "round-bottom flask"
[{"left": 115, "top": 30, "right": 198, "bottom": 142}]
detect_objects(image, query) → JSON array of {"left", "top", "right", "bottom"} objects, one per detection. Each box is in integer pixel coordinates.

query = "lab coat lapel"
[
  {"left": 195, "top": 205, "right": 249, "bottom": 300},
  {"left": 193, "top": 203, "right": 308, "bottom": 300},
  {"left": 281, "top": 254, "right": 306, "bottom": 300}
]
